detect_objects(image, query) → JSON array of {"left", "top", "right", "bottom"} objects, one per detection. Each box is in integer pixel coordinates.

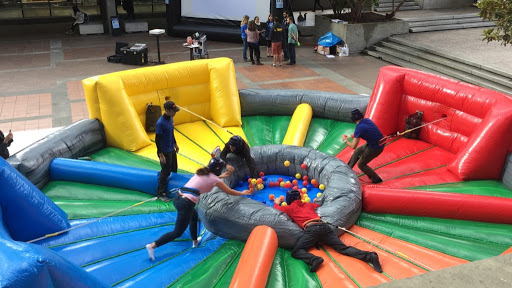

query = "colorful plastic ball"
[
  {"left": 313, "top": 198, "right": 317, "bottom": 202},
  {"left": 286, "top": 183, "right": 293, "bottom": 189},
  {"left": 289, "top": 177, "right": 294, "bottom": 182},
  {"left": 249, "top": 184, "right": 253, "bottom": 189},
  {"left": 245, "top": 176, "right": 250, "bottom": 181},
  {"left": 302, "top": 188, "right": 308, "bottom": 193},
  {"left": 351, "top": 133, "right": 354, "bottom": 138},
  {"left": 303, "top": 180, "right": 308, "bottom": 187},
  {"left": 257, "top": 183, "right": 264, "bottom": 190},
  {"left": 256, "top": 178, "right": 263, "bottom": 184},
  {"left": 278, "top": 177, "right": 283, "bottom": 183},
  {"left": 269, "top": 194, "right": 275, "bottom": 200},
  {"left": 319, "top": 184, "right": 326, "bottom": 190},
  {"left": 269, "top": 182, "right": 274, "bottom": 188},
  {"left": 259, "top": 172, "right": 265, "bottom": 177},
  {"left": 249, "top": 188, "right": 254, "bottom": 193},
  {"left": 284, "top": 160, "right": 290, "bottom": 167},
  {"left": 311, "top": 179, "right": 318, "bottom": 185},
  {"left": 248, "top": 178, "right": 252, "bottom": 183},
  {"left": 317, "top": 192, "right": 322, "bottom": 198},
  {"left": 280, "top": 182, "right": 285, "bottom": 187},
  {"left": 292, "top": 186, "right": 299, "bottom": 191},
  {"left": 292, "top": 179, "right": 298, "bottom": 185},
  {"left": 304, "top": 197, "right": 311, "bottom": 203},
  {"left": 301, "top": 163, "right": 307, "bottom": 170},
  {"left": 251, "top": 179, "right": 257, "bottom": 185},
  {"left": 262, "top": 176, "right": 267, "bottom": 182},
  {"left": 303, "top": 176, "right": 309, "bottom": 181},
  {"left": 238, "top": 180, "right": 244, "bottom": 186},
  {"left": 295, "top": 173, "right": 301, "bottom": 179},
  {"left": 279, "top": 195, "right": 285, "bottom": 201},
  {"left": 281, "top": 202, "right": 287, "bottom": 206},
  {"left": 307, "top": 184, "right": 313, "bottom": 190}
]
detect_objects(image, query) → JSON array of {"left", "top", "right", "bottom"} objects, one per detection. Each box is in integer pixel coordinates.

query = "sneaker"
[
  {"left": 267, "top": 55, "right": 271, "bottom": 57},
  {"left": 310, "top": 257, "right": 324, "bottom": 272},
  {"left": 158, "top": 195, "right": 171, "bottom": 202},
  {"left": 271, "top": 64, "right": 276, "bottom": 67},
  {"left": 251, "top": 61, "right": 255, "bottom": 65},
  {"left": 192, "top": 236, "right": 202, "bottom": 248},
  {"left": 286, "top": 62, "right": 294, "bottom": 65},
  {"left": 146, "top": 244, "right": 155, "bottom": 261},
  {"left": 211, "top": 146, "right": 221, "bottom": 158},
  {"left": 372, "top": 177, "right": 383, "bottom": 184},
  {"left": 369, "top": 252, "right": 383, "bottom": 273},
  {"left": 65, "top": 30, "right": 74, "bottom": 35},
  {"left": 256, "top": 62, "right": 263, "bottom": 65}
]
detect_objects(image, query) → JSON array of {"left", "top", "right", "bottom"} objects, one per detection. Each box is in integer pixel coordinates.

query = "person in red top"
[{"left": 274, "top": 189, "right": 383, "bottom": 273}]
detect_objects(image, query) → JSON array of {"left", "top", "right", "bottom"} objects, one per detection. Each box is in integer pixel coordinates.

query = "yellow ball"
[
  {"left": 281, "top": 202, "right": 287, "bottom": 206},
  {"left": 317, "top": 192, "right": 322, "bottom": 198},
  {"left": 257, "top": 183, "right": 264, "bottom": 190},
  {"left": 251, "top": 179, "right": 257, "bottom": 185},
  {"left": 295, "top": 173, "right": 301, "bottom": 179},
  {"left": 284, "top": 160, "right": 290, "bottom": 167},
  {"left": 302, "top": 188, "right": 308, "bottom": 193},
  {"left": 280, "top": 182, "right": 285, "bottom": 187},
  {"left": 304, "top": 197, "right": 311, "bottom": 203},
  {"left": 319, "top": 184, "right": 325, "bottom": 191}
]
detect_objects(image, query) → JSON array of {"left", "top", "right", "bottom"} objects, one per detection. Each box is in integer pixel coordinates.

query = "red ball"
[
  {"left": 314, "top": 183, "right": 319, "bottom": 188},
  {"left": 248, "top": 178, "right": 253, "bottom": 183},
  {"left": 303, "top": 176, "right": 309, "bottom": 181},
  {"left": 351, "top": 134, "right": 354, "bottom": 138},
  {"left": 301, "top": 163, "right": 307, "bottom": 170},
  {"left": 269, "top": 182, "right": 274, "bottom": 188},
  {"left": 278, "top": 177, "right": 283, "bottom": 183},
  {"left": 279, "top": 195, "right": 285, "bottom": 201},
  {"left": 256, "top": 178, "right": 263, "bottom": 184},
  {"left": 292, "top": 185, "right": 299, "bottom": 191},
  {"left": 303, "top": 180, "right": 308, "bottom": 187},
  {"left": 259, "top": 172, "right": 265, "bottom": 177},
  {"left": 292, "top": 179, "right": 298, "bottom": 185}
]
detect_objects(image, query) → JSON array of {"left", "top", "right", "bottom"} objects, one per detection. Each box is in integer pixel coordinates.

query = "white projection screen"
[{"left": 182, "top": 0, "right": 270, "bottom": 21}]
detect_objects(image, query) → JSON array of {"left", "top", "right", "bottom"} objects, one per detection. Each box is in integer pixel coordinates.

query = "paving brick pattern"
[{"left": 0, "top": 28, "right": 384, "bottom": 135}]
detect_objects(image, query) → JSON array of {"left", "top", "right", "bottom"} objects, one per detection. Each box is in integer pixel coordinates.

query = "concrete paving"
[{"left": 375, "top": 253, "right": 512, "bottom": 288}]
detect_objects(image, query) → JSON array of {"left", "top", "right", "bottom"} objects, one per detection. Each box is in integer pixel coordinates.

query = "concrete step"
[
  {"left": 410, "top": 21, "right": 496, "bottom": 32},
  {"left": 375, "top": 5, "right": 420, "bottom": 12},
  {"left": 404, "top": 13, "right": 479, "bottom": 22},
  {"left": 408, "top": 17, "right": 488, "bottom": 28},
  {"left": 366, "top": 49, "right": 451, "bottom": 77},
  {"left": 378, "top": 1, "right": 418, "bottom": 8},
  {"left": 369, "top": 42, "right": 512, "bottom": 95}
]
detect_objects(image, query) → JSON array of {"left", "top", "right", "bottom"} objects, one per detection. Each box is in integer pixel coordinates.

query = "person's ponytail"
[{"left": 196, "top": 167, "right": 211, "bottom": 176}]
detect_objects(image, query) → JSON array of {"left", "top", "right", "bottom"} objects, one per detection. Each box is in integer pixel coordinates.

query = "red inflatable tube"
[{"left": 362, "top": 187, "right": 512, "bottom": 224}]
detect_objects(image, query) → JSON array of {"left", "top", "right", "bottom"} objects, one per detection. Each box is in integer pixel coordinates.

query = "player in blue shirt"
[
  {"left": 343, "top": 109, "right": 384, "bottom": 184},
  {"left": 155, "top": 101, "right": 180, "bottom": 201}
]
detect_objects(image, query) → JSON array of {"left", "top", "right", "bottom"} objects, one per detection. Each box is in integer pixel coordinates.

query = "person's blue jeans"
[
  {"left": 242, "top": 37, "right": 248, "bottom": 60},
  {"left": 288, "top": 43, "right": 296, "bottom": 64},
  {"left": 154, "top": 193, "right": 198, "bottom": 247}
]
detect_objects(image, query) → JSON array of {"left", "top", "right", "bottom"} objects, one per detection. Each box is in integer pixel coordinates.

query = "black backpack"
[{"left": 404, "top": 111, "right": 423, "bottom": 139}]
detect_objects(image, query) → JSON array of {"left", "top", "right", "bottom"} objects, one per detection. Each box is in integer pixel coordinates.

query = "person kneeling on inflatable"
[
  {"left": 217, "top": 135, "right": 257, "bottom": 178},
  {"left": 145, "top": 158, "right": 251, "bottom": 261},
  {"left": 274, "top": 189, "right": 383, "bottom": 273}
]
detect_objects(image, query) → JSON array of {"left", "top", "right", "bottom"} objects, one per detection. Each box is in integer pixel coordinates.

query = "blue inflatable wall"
[
  {"left": 0, "top": 158, "right": 69, "bottom": 242},
  {"left": 49, "top": 158, "right": 192, "bottom": 195}
]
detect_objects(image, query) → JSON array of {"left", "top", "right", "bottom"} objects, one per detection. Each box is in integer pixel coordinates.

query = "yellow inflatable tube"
[{"left": 282, "top": 103, "right": 313, "bottom": 146}]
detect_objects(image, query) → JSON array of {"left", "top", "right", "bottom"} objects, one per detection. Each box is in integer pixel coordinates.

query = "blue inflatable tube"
[
  {"left": 0, "top": 158, "right": 69, "bottom": 242},
  {"left": 49, "top": 158, "right": 192, "bottom": 195}
]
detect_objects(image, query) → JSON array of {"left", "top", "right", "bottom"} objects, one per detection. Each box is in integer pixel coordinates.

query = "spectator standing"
[
  {"left": 0, "top": 130, "right": 13, "bottom": 159},
  {"left": 246, "top": 21, "right": 263, "bottom": 65},
  {"left": 269, "top": 16, "right": 284, "bottom": 67},
  {"left": 122, "top": 0, "right": 135, "bottom": 20},
  {"left": 241, "top": 15, "right": 250, "bottom": 62},
  {"left": 282, "top": 11, "right": 290, "bottom": 61},
  {"left": 286, "top": 16, "right": 298, "bottom": 65},
  {"left": 254, "top": 16, "right": 267, "bottom": 48},
  {"left": 265, "top": 14, "right": 274, "bottom": 57}
]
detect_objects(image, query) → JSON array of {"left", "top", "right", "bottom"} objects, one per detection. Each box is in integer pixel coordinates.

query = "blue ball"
[
  {"left": 261, "top": 200, "right": 266, "bottom": 204},
  {"left": 245, "top": 176, "right": 250, "bottom": 181},
  {"left": 262, "top": 176, "right": 267, "bottom": 182},
  {"left": 289, "top": 177, "right": 294, "bottom": 182},
  {"left": 307, "top": 184, "right": 313, "bottom": 190},
  {"left": 238, "top": 180, "right": 244, "bottom": 186}
]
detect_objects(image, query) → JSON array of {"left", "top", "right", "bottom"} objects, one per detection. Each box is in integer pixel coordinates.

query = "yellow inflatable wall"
[{"left": 82, "top": 58, "right": 242, "bottom": 152}]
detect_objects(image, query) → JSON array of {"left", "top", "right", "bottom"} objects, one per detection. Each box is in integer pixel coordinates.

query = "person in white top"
[
  {"left": 145, "top": 157, "right": 252, "bottom": 261},
  {"left": 66, "top": 6, "right": 86, "bottom": 34}
]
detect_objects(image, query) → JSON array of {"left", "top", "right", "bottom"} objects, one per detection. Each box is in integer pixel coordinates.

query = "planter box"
[{"left": 314, "top": 14, "right": 409, "bottom": 54}]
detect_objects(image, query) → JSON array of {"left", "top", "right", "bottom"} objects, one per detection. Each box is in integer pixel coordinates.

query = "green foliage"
[{"left": 478, "top": 0, "right": 512, "bottom": 46}]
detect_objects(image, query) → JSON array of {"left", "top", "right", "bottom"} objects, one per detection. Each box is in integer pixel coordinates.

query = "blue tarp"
[{"left": 317, "top": 31, "right": 343, "bottom": 47}]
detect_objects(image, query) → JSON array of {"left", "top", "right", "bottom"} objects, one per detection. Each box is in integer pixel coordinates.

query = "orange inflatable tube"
[
  {"left": 501, "top": 246, "right": 512, "bottom": 255},
  {"left": 229, "top": 225, "right": 278, "bottom": 288}
]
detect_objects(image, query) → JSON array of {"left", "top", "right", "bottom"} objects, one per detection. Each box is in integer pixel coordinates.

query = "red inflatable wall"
[{"left": 367, "top": 66, "right": 512, "bottom": 180}]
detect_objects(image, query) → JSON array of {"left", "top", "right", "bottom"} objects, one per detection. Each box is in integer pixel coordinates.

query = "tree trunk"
[{"left": 385, "top": 0, "right": 407, "bottom": 20}]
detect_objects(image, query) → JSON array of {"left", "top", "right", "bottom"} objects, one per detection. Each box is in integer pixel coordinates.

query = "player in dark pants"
[
  {"left": 155, "top": 101, "right": 180, "bottom": 202},
  {"left": 218, "top": 135, "right": 258, "bottom": 178},
  {"left": 274, "top": 190, "right": 382, "bottom": 273},
  {"left": 344, "top": 109, "right": 384, "bottom": 184}
]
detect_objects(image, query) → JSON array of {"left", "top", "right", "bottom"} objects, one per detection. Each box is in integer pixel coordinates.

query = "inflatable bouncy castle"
[{"left": 1, "top": 58, "right": 512, "bottom": 287}]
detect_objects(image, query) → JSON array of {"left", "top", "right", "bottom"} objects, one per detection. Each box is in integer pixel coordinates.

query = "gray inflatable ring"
[{"left": 198, "top": 145, "right": 362, "bottom": 248}]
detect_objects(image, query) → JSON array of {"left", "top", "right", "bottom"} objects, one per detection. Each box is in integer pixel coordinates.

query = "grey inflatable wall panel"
[
  {"left": 239, "top": 89, "right": 370, "bottom": 122},
  {"left": 503, "top": 154, "right": 512, "bottom": 190},
  {"left": 7, "top": 119, "right": 106, "bottom": 188},
  {"left": 198, "top": 145, "right": 362, "bottom": 249}
]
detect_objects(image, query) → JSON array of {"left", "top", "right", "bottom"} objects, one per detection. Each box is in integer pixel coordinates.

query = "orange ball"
[
  {"left": 279, "top": 195, "right": 285, "bottom": 201},
  {"left": 311, "top": 179, "right": 318, "bottom": 185},
  {"left": 257, "top": 178, "right": 263, "bottom": 184},
  {"left": 249, "top": 188, "right": 254, "bottom": 193},
  {"left": 249, "top": 184, "right": 253, "bottom": 189},
  {"left": 292, "top": 179, "right": 298, "bottom": 185},
  {"left": 248, "top": 178, "right": 252, "bottom": 183},
  {"left": 269, "top": 194, "right": 275, "bottom": 200}
]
